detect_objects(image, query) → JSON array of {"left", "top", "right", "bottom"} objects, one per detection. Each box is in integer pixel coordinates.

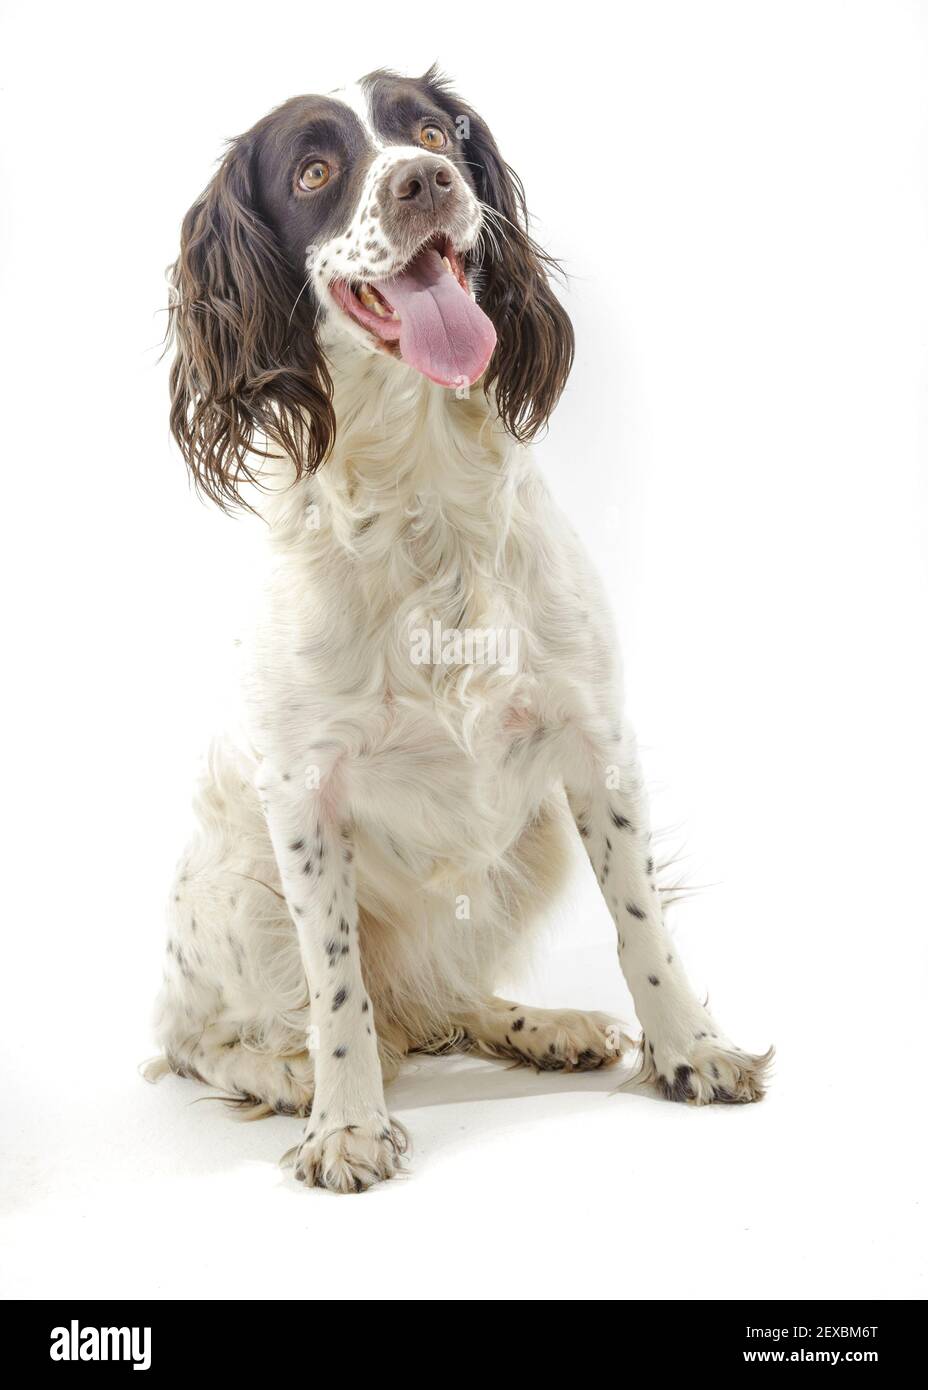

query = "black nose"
[{"left": 388, "top": 157, "right": 453, "bottom": 213}]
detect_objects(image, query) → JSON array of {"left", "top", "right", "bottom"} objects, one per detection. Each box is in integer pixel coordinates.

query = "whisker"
[
  {"left": 287, "top": 271, "right": 314, "bottom": 328},
  {"left": 473, "top": 221, "right": 502, "bottom": 264},
  {"left": 477, "top": 199, "right": 517, "bottom": 233}
]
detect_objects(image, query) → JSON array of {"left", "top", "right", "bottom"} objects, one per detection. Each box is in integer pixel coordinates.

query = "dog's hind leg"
[
  {"left": 450, "top": 997, "right": 631, "bottom": 1071},
  {"left": 148, "top": 1023, "right": 315, "bottom": 1117}
]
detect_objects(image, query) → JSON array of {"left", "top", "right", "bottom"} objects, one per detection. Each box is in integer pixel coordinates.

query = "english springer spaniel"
[{"left": 150, "top": 66, "right": 772, "bottom": 1193}]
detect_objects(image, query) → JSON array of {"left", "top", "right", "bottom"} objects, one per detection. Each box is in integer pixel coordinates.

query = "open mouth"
[{"left": 329, "top": 235, "right": 497, "bottom": 389}]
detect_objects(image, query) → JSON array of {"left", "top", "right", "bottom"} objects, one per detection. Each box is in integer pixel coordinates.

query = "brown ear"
[
  {"left": 168, "top": 140, "right": 335, "bottom": 511},
  {"left": 428, "top": 73, "right": 574, "bottom": 439}
]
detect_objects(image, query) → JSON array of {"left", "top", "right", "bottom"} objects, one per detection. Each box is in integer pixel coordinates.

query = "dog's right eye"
[{"left": 298, "top": 160, "right": 331, "bottom": 191}]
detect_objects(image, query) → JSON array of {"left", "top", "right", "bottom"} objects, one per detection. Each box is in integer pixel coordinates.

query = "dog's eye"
[
  {"left": 298, "top": 160, "right": 331, "bottom": 191},
  {"left": 419, "top": 125, "right": 447, "bottom": 150}
]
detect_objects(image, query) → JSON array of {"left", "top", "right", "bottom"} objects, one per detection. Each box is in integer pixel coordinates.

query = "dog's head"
[{"left": 169, "top": 67, "right": 574, "bottom": 508}]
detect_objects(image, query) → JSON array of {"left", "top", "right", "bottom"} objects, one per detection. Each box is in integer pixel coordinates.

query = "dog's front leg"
[
  {"left": 565, "top": 729, "right": 772, "bottom": 1104},
  {"left": 259, "top": 760, "right": 405, "bottom": 1192}
]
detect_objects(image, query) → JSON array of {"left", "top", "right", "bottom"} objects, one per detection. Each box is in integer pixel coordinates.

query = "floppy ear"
[
  {"left": 433, "top": 80, "right": 574, "bottom": 439},
  {"left": 168, "top": 140, "right": 335, "bottom": 511}
]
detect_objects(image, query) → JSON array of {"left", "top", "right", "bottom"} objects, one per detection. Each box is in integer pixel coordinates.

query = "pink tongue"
[{"left": 373, "top": 249, "right": 496, "bottom": 388}]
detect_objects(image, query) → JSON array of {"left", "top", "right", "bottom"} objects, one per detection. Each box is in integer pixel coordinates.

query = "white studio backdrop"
[{"left": 0, "top": 0, "right": 926, "bottom": 1298}]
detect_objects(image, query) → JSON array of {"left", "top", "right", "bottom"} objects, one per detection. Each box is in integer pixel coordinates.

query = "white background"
[{"left": 1, "top": 0, "right": 926, "bottom": 1300}]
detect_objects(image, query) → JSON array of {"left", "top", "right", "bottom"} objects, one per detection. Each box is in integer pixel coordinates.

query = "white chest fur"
[{"left": 245, "top": 352, "right": 613, "bottom": 878}]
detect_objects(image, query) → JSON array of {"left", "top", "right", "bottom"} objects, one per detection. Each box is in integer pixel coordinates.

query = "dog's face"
[
  {"left": 169, "top": 67, "right": 573, "bottom": 508},
  {"left": 255, "top": 76, "right": 492, "bottom": 389}
]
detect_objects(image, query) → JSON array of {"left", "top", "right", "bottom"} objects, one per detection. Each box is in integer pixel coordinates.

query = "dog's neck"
[
  {"left": 265, "top": 337, "right": 527, "bottom": 549},
  {"left": 326, "top": 336, "right": 510, "bottom": 480}
]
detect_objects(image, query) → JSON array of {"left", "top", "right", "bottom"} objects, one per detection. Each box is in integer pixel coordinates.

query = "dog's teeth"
[
  {"left": 358, "top": 284, "right": 390, "bottom": 318},
  {"left": 442, "top": 256, "right": 453, "bottom": 274}
]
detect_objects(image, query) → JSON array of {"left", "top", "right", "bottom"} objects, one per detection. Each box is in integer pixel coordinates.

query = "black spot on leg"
[
  {"left": 610, "top": 811, "right": 633, "bottom": 831},
  {"left": 648, "top": 974, "right": 660, "bottom": 986},
  {"left": 332, "top": 987, "right": 348, "bottom": 1011},
  {"left": 303, "top": 858, "right": 314, "bottom": 875},
  {"left": 290, "top": 839, "right": 305, "bottom": 852},
  {"left": 711, "top": 1086, "right": 744, "bottom": 1104},
  {"left": 340, "top": 945, "right": 349, "bottom": 955},
  {"left": 511, "top": 1017, "right": 525, "bottom": 1032},
  {"left": 626, "top": 902, "right": 646, "bottom": 919},
  {"left": 659, "top": 1064, "right": 695, "bottom": 1102},
  {"left": 339, "top": 917, "right": 350, "bottom": 935},
  {"left": 333, "top": 1046, "right": 348, "bottom": 1058},
  {"left": 646, "top": 856, "right": 655, "bottom": 875},
  {"left": 361, "top": 1000, "right": 369, "bottom": 1013}
]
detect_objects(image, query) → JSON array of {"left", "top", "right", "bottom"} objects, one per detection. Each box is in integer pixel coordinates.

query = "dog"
[{"left": 150, "top": 65, "right": 772, "bottom": 1193}]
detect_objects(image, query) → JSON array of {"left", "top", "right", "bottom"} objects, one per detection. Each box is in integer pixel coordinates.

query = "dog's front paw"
[
  {"left": 637, "top": 1030, "right": 773, "bottom": 1105},
  {"left": 292, "top": 1115, "right": 408, "bottom": 1193}
]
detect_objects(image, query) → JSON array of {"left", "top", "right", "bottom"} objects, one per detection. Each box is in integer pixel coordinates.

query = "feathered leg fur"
[{"left": 567, "top": 729, "right": 773, "bottom": 1103}]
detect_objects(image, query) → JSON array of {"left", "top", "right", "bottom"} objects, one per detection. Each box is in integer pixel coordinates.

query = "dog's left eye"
[{"left": 419, "top": 125, "right": 447, "bottom": 150}]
